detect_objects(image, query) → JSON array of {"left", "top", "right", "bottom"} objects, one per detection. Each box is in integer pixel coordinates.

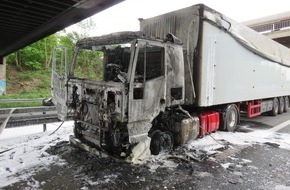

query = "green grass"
[
  {"left": 18, "top": 72, "right": 34, "bottom": 81},
  {"left": 0, "top": 89, "right": 50, "bottom": 99},
  {"left": 0, "top": 65, "right": 52, "bottom": 108}
]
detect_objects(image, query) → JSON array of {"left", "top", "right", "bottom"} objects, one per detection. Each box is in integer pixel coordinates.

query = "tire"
[
  {"left": 220, "top": 104, "right": 239, "bottom": 132},
  {"left": 74, "top": 122, "right": 83, "bottom": 139},
  {"left": 160, "top": 131, "right": 174, "bottom": 152},
  {"left": 150, "top": 130, "right": 174, "bottom": 155},
  {"left": 270, "top": 97, "right": 279, "bottom": 116},
  {"left": 284, "top": 96, "right": 289, "bottom": 112},
  {"left": 150, "top": 130, "right": 162, "bottom": 155},
  {"left": 278, "top": 97, "right": 284, "bottom": 114}
]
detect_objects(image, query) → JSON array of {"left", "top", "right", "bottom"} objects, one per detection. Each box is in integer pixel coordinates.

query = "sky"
[{"left": 67, "top": 0, "right": 290, "bottom": 36}]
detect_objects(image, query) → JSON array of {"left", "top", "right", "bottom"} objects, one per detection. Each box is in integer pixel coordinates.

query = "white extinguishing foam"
[{"left": 129, "top": 137, "right": 151, "bottom": 164}]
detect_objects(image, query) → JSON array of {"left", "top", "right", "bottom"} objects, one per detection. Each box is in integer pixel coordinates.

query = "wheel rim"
[{"left": 228, "top": 109, "right": 236, "bottom": 128}]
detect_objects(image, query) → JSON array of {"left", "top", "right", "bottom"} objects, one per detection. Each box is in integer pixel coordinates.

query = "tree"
[
  {"left": 6, "top": 17, "right": 101, "bottom": 76},
  {"left": 6, "top": 34, "right": 57, "bottom": 70},
  {"left": 57, "top": 18, "right": 103, "bottom": 80}
]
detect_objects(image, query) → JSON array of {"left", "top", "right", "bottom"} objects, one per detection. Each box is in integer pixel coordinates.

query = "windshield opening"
[{"left": 73, "top": 44, "right": 131, "bottom": 82}]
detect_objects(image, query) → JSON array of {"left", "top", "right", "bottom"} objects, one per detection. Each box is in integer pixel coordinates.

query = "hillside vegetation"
[{"left": 0, "top": 19, "right": 102, "bottom": 108}]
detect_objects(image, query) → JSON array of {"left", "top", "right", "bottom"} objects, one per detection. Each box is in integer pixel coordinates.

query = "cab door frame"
[
  {"left": 51, "top": 46, "right": 68, "bottom": 120},
  {"left": 127, "top": 40, "right": 167, "bottom": 143}
]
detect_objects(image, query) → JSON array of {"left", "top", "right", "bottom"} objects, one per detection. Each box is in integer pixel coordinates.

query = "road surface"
[{"left": 2, "top": 111, "right": 290, "bottom": 190}]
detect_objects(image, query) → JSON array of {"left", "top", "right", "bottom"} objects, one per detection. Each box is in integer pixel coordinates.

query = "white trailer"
[
  {"left": 52, "top": 4, "right": 290, "bottom": 157},
  {"left": 140, "top": 4, "right": 290, "bottom": 112}
]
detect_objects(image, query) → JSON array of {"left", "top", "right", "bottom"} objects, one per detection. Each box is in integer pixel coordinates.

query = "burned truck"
[{"left": 52, "top": 4, "right": 290, "bottom": 158}]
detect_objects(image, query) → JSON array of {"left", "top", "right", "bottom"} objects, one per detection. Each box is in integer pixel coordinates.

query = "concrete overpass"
[
  {"left": 0, "top": 0, "right": 123, "bottom": 95},
  {"left": 244, "top": 11, "right": 290, "bottom": 48}
]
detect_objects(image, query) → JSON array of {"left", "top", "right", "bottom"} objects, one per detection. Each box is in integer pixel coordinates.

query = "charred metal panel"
[
  {"left": 165, "top": 43, "right": 185, "bottom": 106},
  {"left": 68, "top": 79, "right": 127, "bottom": 123},
  {"left": 128, "top": 76, "right": 166, "bottom": 143},
  {"left": 140, "top": 5, "right": 201, "bottom": 105},
  {"left": 127, "top": 122, "right": 152, "bottom": 144},
  {"left": 140, "top": 5, "right": 200, "bottom": 48},
  {"left": 77, "top": 31, "right": 143, "bottom": 48}
]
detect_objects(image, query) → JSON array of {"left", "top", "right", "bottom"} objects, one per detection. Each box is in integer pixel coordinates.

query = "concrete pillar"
[{"left": 0, "top": 56, "right": 6, "bottom": 95}]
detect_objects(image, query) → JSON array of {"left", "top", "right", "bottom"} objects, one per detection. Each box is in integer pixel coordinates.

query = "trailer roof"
[{"left": 140, "top": 4, "right": 290, "bottom": 66}]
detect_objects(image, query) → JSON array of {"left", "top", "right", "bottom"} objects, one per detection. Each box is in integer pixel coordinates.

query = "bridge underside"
[
  {"left": 0, "top": 0, "right": 123, "bottom": 58},
  {"left": 265, "top": 29, "right": 290, "bottom": 48}
]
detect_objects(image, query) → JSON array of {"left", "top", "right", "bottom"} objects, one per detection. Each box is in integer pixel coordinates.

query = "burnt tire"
[
  {"left": 270, "top": 97, "right": 279, "bottom": 116},
  {"left": 150, "top": 130, "right": 162, "bottom": 155},
  {"left": 220, "top": 104, "right": 239, "bottom": 132},
  {"left": 150, "top": 130, "right": 174, "bottom": 155},
  {"left": 284, "top": 96, "right": 289, "bottom": 112},
  {"left": 73, "top": 122, "right": 83, "bottom": 139},
  {"left": 278, "top": 97, "right": 284, "bottom": 114}
]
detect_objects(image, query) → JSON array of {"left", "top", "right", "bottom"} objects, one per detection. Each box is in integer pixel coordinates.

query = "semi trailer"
[{"left": 52, "top": 4, "right": 290, "bottom": 158}]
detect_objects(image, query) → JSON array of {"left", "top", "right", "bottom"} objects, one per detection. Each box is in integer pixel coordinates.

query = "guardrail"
[
  {"left": 0, "top": 98, "right": 45, "bottom": 103},
  {"left": 0, "top": 106, "right": 60, "bottom": 131}
]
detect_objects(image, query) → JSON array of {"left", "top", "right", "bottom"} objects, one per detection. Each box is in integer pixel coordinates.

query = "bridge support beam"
[{"left": 0, "top": 56, "right": 6, "bottom": 95}]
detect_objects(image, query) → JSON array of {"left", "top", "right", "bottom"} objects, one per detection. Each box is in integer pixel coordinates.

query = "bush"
[
  {"left": 24, "top": 61, "right": 44, "bottom": 70},
  {"left": 18, "top": 72, "right": 34, "bottom": 80}
]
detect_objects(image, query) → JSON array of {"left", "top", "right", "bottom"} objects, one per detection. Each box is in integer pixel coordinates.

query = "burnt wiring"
[
  {"left": 49, "top": 109, "right": 73, "bottom": 136},
  {"left": 49, "top": 121, "right": 65, "bottom": 136}
]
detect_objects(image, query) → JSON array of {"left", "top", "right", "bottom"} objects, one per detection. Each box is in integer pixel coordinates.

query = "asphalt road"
[
  {"left": 3, "top": 111, "right": 290, "bottom": 190},
  {"left": 240, "top": 110, "right": 290, "bottom": 133}
]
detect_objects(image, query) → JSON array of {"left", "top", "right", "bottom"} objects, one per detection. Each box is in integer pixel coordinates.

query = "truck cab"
[{"left": 52, "top": 31, "right": 189, "bottom": 157}]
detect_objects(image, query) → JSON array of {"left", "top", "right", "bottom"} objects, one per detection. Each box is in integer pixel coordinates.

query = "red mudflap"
[{"left": 198, "top": 111, "right": 220, "bottom": 137}]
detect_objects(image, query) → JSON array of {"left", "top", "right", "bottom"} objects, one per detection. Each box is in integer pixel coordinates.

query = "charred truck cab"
[{"left": 54, "top": 32, "right": 196, "bottom": 158}]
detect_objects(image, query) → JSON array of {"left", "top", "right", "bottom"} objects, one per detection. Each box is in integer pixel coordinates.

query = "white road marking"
[{"left": 268, "top": 120, "right": 290, "bottom": 132}]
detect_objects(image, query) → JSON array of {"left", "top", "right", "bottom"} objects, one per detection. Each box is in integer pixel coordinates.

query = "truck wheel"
[
  {"left": 270, "top": 98, "right": 279, "bottom": 116},
  {"left": 220, "top": 104, "right": 239, "bottom": 132},
  {"left": 284, "top": 96, "right": 289, "bottom": 112},
  {"left": 150, "top": 130, "right": 173, "bottom": 155},
  {"left": 74, "top": 122, "right": 83, "bottom": 139},
  {"left": 278, "top": 97, "right": 284, "bottom": 114}
]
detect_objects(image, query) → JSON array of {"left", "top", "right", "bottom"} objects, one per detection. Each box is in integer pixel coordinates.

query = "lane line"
[{"left": 267, "top": 120, "right": 290, "bottom": 132}]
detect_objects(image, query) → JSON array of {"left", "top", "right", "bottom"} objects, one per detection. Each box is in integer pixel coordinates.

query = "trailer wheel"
[
  {"left": 278, "top": 97, "right": 284, "bottom": 114},
  {"left": 150, "top": 130, "right": 173, "bottom": 155},
  {"left": 270, "top": 98, "right": 279, "bottom": 116},
  {"left": 284, "top": 96, "right": 289, "bottom": 112},
  {"left": 220, "top": 104, "right": 239, "bottom": 132}
]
